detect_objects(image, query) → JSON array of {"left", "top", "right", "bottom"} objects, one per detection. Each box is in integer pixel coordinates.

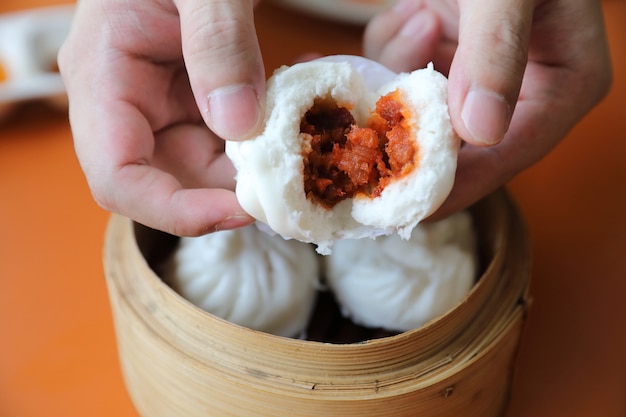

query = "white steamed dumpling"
[
  {"left": 160, "top": 224, "right": 320, "bottom": 338},
  {"left": 324, "top": 211, "right": 478, "bottom": 332}
]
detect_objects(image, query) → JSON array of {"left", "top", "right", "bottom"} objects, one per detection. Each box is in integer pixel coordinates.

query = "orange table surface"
[{"left": 1, "top": 1, "right": 625, "bottom": 416}]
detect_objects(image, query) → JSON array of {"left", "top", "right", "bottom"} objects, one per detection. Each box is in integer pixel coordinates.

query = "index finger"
[{"left": 75, "top": 96, "right": 253, "bottom": 235}]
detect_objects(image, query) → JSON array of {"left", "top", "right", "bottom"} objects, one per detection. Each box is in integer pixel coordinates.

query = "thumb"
[
  {"left": 448, "top": 0, "right": 534, "bottom": 146},
  {"left": 176, "top": 0, "right": 265, "bottom": 141}
]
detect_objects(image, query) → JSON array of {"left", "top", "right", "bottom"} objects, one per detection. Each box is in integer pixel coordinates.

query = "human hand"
[
  {"left": 58, "top": 0, "right": 265, "bottom": 236},
  {"left": 364, "top": 0, "right": 612, "bottom": 218}
]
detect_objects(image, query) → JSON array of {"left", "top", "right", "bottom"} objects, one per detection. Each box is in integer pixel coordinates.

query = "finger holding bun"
[{"left": 226, "top": 55, "right": 460, "bottom": 254}]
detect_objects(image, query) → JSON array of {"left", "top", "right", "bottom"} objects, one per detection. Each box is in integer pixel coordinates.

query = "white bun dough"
[
  {"left": 324, "top": 211, "right": 477, "bottom": 332},
  {"left": 160, "top": 224, "right": 320, "bottom": 338},
  {"left": 226, "top": 56, "right": 459, "bottom": 255}
]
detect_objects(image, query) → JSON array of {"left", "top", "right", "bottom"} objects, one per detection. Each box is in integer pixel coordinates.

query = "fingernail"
[
  {"left": 207, "top": 84, "right": 261, "bottom": 140},
  {"left": 214, "top": 213, "right": 253, "bottom": 232},
  {"left": 461, "top": 89, "right": 511, "bottom": 145},
  {"left": 398, "top": 11, "right": 433, "bottom": 38}
]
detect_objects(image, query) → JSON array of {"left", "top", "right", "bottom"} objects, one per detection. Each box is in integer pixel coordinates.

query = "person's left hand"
[{"left": 364, "top": 0, "right": 612, "bottom": 219}]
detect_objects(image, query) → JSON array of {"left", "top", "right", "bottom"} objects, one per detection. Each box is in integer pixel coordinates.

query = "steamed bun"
[
  {"left": 160, "top": 224, "right": 320, "bottom": 338},
  {"left": 226, "top": 56, "right": 459, "bottom": 255},
  {"left": 323, "top": 211, "right": 477, "bottom": 332}
]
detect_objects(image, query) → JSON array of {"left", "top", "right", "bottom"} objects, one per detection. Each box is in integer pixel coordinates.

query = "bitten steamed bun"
[
  {"left": 324, "top": 211, "right": 477, "bottom": 332},
  {"left": 226, "top": 56, "right": 460, "bottom": 255},
  {"left": 160, "top": 224, "right": 320, "bottom": 338}
]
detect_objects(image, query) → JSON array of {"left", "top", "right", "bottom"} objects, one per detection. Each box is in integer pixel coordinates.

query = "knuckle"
[
  {"left": 480, "top": 16, "right": 529, "bottom": 77},
  {"left": 89, "top": 183, "right": 115, "bottom": 213},
  {"left": 184, "top": 4, "right": 255, "bottom": 60}
]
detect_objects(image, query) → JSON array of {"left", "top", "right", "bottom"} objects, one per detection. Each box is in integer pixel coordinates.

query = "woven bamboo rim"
[{"left": 104, "top": 188, "right": 531, "bottom": 417}]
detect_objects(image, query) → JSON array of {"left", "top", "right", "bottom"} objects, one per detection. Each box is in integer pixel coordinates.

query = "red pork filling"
[{"left": 301, "top": 90, "right": 417, "bottom": 209}]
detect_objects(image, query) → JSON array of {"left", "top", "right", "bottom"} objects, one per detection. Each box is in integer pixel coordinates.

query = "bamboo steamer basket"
[{"left": 103, "top": 188, "right": 531, "bottom": 417}]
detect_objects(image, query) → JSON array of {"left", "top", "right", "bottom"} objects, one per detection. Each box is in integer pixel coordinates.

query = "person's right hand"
[{"left": 58, "top": 0, "right": 265, "bottom": 236}]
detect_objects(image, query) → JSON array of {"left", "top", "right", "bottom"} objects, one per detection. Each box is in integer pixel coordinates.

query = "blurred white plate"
[
  {"left": 0, "top": 4, "right": 74, "bottom": 111},
  {"left": 270, "top": 0, "right": 396, "bottom": 25}
]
